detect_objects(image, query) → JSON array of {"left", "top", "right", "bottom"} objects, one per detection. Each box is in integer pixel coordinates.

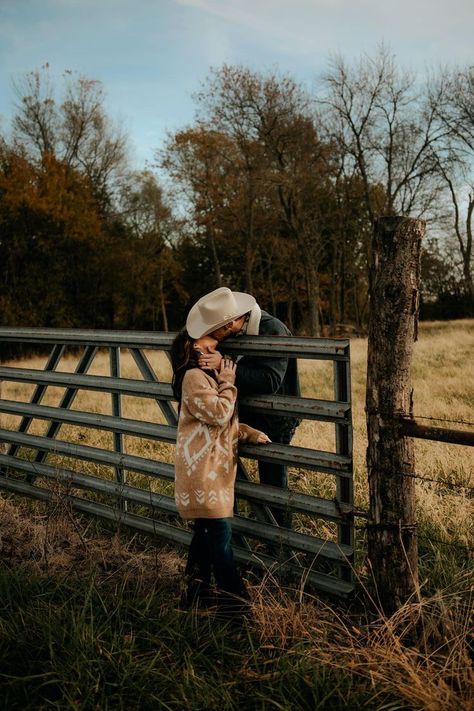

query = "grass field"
[{"left": 0, "top": 319, "right": 472, "bottom": 709}]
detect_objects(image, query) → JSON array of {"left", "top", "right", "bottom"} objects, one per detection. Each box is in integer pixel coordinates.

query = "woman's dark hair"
[{"left": 170, "top": 328, "right": 198, "bottom": 402}]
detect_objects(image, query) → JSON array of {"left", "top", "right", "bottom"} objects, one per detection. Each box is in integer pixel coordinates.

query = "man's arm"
[{"left": 235, "top": 313, "right": 290, "bottom": 395}]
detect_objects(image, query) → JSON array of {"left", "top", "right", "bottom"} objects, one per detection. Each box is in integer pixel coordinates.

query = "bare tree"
[
  {"left": 118, "top": 170, "right": 179, "bottom": 330},
  {"left": 195, "top": 66, "right": 334, "bottom": 335},
  {"left": 429, "top": 67, "right": 474, "bottom": 302},
  {"left": 194, "top": 69, "right": 281, "bottom": 295},
  {"left": 12, "top": 66, "right": 128, "bottom": 207},
  {"left": 12, "top": 67, "right": 58, "bottom": 156},
  {"left": 318, "top": 45, "right": 447, "bottom": 222},
  {"left": 160, "top": 127, "right": 243, "bottom": 289}
]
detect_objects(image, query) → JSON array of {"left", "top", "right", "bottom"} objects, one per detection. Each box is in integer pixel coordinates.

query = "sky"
[{"left": 0, "top": 0, "right": 472, "bottom": 169}]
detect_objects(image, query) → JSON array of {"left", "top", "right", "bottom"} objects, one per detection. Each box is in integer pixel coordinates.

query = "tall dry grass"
[
  {"left": 0, "top": 320, "right": 473, "bottom": 709},
  {"left": 0, "top": 495, "right": 472, "bottom": 711},
  {"left": 0, "top": 320, "right": 472, "bottom": 554},
  {"left": 251, "top": 570, "right": 474, "bottom": 711}
]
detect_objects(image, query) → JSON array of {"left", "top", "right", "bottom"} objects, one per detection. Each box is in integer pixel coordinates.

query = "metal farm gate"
[{"left": 0, "top": 328, "right": 354, "bottom": 597}]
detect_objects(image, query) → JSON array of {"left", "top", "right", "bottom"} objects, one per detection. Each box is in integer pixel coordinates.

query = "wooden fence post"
[
  {"left": 366, "top": 216, "right": 425, "bottom": 615},
  {"left": 0, "top": 381, "right": 4, "bottom": 456}
]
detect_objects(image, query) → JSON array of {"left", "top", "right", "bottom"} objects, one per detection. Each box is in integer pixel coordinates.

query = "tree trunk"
[
  {"left": 340, "top": 238, "right": 346, "bottom": 323},
  {"left": 267, "top": 254, "right": 276, "bottom": 316},
  {"left": 159, "top": 270, "right": 168, "bottom": 332},
  {"left": 353, "top": 281, "right": 361, "bottom": 331},
  {"left": 244, "top": 196, "right": 255, "bottom": 293},
  {"left": 287, "top": 298, "right": 294, "bottom": 332},
  {"left": 329, "top": 247, "right": 338, "bottom": 335},
  {"left": 366, "top": 216, "right": 424, "bottom": 615},
  {"left": 208, "top": 228, "right": 221, "bottom": 288},
  {"left": 244, "top": 244, "right": 254, "bottom": 294},
  {"left": 305, "top": 261, "right": 320, "bottom": 337},
  {"left": 0, "top": 381, "right": 5, "bottom": 456},
  {"left": 463, "top": 195, "right": 473, "bottom": 303}
]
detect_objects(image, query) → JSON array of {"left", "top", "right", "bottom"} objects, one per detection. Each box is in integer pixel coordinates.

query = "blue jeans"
[{"left": 185, "top": 518, "right": 247, "bottom": 598}]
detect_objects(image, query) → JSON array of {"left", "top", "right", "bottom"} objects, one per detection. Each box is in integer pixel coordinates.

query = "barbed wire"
[
  {"left": 418, "top": 534, "right": 474, "bottom": 554},
  {"left": 396, "top": 470, "right": 474, "bottom": 494},
  {"left": 410, "top": 414, "right": 474, "bottom": 428},
  {"left": 371, "top": 464, "right": 474, "bottom": 495},
  {"left": 354, "top": 524, "right": 473, "bottom": 554}
]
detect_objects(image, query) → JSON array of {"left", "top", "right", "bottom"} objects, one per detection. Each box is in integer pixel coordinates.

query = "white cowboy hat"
[{"left": 186, "top": 287, "right": 256, "bottom": 339}]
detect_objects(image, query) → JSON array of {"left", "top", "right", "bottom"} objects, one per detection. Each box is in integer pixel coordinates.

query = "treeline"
[{"left": 1, "top": 49, "right": 473, "bottom": 336}]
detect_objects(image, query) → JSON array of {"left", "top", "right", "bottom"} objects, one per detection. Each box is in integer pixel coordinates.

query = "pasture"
[{"left": 0, "top": 319, "right": 472, "bottom": 709}]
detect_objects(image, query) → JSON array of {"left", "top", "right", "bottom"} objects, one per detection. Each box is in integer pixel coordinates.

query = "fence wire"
[
  {"left": 411, "top": 413, "right": 474, "bottom": 428},
  {"left": 371, "top": 465, "right": 474, "bottom": 496},
  {"left": 354, "top": 524, "right": 473, "bottom": 554}
]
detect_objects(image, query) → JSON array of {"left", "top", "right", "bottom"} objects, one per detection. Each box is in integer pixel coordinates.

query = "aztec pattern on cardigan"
[{"left": 174, "top": 367, "right": 262, "bottom": 519}]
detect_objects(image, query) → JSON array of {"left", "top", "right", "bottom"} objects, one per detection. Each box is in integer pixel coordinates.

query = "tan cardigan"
[{"left": 174, "top": 367, "right": 262, "bottom": 519}]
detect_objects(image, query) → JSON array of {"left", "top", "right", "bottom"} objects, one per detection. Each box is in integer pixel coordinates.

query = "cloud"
[
  {"left": 1, "top": 0, "right": 471, "bottom": 166},
  {"left": 174, "top": 0, "right": 473, "bottom": 64}
]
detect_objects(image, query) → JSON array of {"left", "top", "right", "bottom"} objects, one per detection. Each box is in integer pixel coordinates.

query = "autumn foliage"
[{"left": 0, "top": 59, "right": 473, "bottom": 334}]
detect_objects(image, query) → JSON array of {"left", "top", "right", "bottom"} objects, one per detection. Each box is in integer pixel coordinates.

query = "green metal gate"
[{"left": 0, "top": 328, "right": 354, "bottom": 597}]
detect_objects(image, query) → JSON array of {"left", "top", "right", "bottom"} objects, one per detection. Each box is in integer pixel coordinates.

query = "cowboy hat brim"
[{"left": 186, "top": 289, "right": 256, "bottom": 339}]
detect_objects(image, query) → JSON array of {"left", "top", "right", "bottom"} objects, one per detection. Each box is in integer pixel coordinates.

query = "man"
[{"left": 186, "top": 287, "right": 300, "bottom": 528}]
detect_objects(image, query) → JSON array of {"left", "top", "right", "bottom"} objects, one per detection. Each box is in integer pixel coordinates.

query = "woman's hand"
[
  {"left": 218, "top": 356, "right": 237, "bottom": 383},
  {"left": 238, "top": 423, "right": 272, "bottom": 444},
  {"left": 198, "top": 347, "right": 223, "bottom": 371}
]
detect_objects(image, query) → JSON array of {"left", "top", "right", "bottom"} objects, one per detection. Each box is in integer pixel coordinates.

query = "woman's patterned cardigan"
[{"left": 174, "top": 367, "right": 262, "bottom": 519}]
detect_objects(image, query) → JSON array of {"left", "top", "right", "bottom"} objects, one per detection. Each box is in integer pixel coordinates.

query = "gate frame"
[{"left": 0, "top": 328, "right": 354, "bottom": 597}]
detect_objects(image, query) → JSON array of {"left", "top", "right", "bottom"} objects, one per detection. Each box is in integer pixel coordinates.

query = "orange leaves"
[{"left": 0, "top": 147, "right": 101, "bottom": 241}]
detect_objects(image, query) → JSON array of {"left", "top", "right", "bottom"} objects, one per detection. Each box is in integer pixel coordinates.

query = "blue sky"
[{"left": 0, "top": 0, "right": 472, "bottom": 169}]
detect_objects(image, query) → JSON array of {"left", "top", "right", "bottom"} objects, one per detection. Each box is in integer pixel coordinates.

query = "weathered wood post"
[
  {"left": 0, "top": 381, "right": 4, "bottom": 456},
  {"left": 366, "top": 216, "right": 425, "bottom": 615}
]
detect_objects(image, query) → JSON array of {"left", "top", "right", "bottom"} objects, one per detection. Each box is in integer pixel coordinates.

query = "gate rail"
[{"left": 0, "top": 328, "right": 354, "bottom": 597}]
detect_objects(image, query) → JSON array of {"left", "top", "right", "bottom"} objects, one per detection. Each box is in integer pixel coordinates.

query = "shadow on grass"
[{"left": 0, "top": 564, "right": 382, "bottom": 711}]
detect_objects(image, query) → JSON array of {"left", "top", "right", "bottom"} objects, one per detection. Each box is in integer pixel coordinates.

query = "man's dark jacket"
[{"left": 233, "top": 310, "right": 301, "bottom": 442}]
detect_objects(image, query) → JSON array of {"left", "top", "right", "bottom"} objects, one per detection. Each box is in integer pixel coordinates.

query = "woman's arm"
[{"left": 182, "top": 366, "right": 237, "bottom": 427}]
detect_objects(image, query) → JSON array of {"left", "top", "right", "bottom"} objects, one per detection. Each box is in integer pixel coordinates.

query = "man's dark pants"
[{"left": 258, "top": 429, "right": 293, "bottom": 529}]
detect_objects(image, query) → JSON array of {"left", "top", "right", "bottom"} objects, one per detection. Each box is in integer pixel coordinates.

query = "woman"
[{"left": 171, "top": 329, "right": 270, "bottom": 613}]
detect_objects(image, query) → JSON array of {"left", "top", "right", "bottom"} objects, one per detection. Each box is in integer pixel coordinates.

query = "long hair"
[{"left": 170, "top": 328, "right": 198, "bottom": 403}]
